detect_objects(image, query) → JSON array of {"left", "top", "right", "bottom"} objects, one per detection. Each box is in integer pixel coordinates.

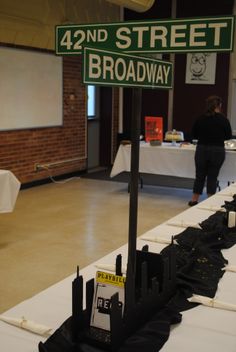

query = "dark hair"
[{"left": 205, "top": 95, "right": 222, "bottom": 116}]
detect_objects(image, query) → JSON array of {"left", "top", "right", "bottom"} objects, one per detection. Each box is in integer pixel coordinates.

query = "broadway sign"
[
  {"left": 82, "top": 47, "right": 172, "bottom": 89},
  {"left": 56, "top": 16, "right": 235, "bottom": 55}
]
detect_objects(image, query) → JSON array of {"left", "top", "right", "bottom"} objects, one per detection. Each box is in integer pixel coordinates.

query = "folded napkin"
[
  {"left": 166, "top": 220, "right": 201, "bottom": 229},
  {"left": 95, "top": 263, "right": 126, "bottom": 274},
  {"left": 222, "top": 265, "right": 236, "bottom": 272},
  {"left": 141, "top": 235, "right": 176, "bottom": 245},
  {"left": 187, "top": 294, "right": 236, "bottom": 311},
  {"left": 197, "top": 205, "right": 225, "bottom": 212},
  {"left": 0, "top": 315, "right": 52, "bottom": 337}
]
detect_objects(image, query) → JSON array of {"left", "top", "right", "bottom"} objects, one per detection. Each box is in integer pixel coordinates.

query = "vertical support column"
[
  {"left": 167, "top": 0, "right": 176, "bottom": 131},
  {"left": 125, "top": 87, "right": 142, "bottom": 311}
]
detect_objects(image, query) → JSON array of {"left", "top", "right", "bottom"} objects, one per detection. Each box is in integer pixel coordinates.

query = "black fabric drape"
[{"left": 39, "top": 196, "right": 236, "bottom": 352}]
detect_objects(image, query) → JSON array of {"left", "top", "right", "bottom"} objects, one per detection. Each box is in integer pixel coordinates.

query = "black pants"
[{"left": 193, "top": 145, "right": 225, "bottom": 195}]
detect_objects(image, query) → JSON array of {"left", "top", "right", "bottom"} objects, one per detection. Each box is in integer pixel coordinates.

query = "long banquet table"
[
  {"left": 0, "top": 169, "right": 21, "bottom": 213},
  {"left": 110, "top": 142, "right": 236, "bottom": 185},
  {"left": 1, "top": 184, "right": 236, "bottom": 351}
]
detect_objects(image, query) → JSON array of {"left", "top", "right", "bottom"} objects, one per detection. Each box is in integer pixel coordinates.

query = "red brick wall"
[{"left": 0, "top": 56, "right": 87, "bottom": 185}]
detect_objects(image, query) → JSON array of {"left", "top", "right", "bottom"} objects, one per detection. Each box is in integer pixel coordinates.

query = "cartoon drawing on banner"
[{"left": 185, "top": 53, "right": 217, "bottom": 85}]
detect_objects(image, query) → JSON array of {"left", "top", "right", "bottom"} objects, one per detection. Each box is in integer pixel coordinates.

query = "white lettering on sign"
[
  {"left": 170, "top": 25, "right": 187, "bottom": 47},
  {"left": 114, "top": 22, "right": 229, "bottom": 50},
  {"left": 150, "top": 26, "right": 168, "bottom": 48},
  {"left": 60, "top": 29, "right": 108, "bottom": 51},
  {"left": 87, "top": 52, "right": 171, "bottom": 86},
  {"left": 209, "top": 22, "right": 227, "bottom": 45},
  {"left": 89, "top": 54, "right": 101, "bottom": 78},
  {"left": 115, "top": 58, "right": 126, "bottom": 81},
  {"left": 132, "top": 26, "right": 149, "bottom": 48},
  {"left": 137, "top": 62, "right": 146, "bottom": 81},
  {"left": 74, "top": 30, "right": 86, "bottom": 50},
  {"left": 103, "top": 56, "right": 114, "bottom": 80},
  {"left": 126, "top": 60, "right": 136, "bottom": 81},
  {"left": 189, "top": 24, "right": 207, "bottom": 47},
  {"left": 60, "top": 30, "right": 73, "bottom": 50},
  {"left": 116, "top": 27, "right": 132, "bottom": 49},
  {"left": 163, "top": 65, "right": 170, "bottom": 83}
]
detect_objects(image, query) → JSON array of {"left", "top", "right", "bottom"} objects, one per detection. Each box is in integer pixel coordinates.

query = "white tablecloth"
[
  {"left": 1, "top": 185, "right": 236, "bottom": 351},
  {"left": 110, "top": 143, "right": 236, "bottom": 184},
  {"left": 0, "top": 170, "right": 21, "bottom": 213}
]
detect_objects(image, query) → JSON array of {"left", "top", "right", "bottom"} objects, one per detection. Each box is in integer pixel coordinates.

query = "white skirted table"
[
  {"left": 110, "top": 142, "right": 236, "bottom": 185},
  {"left": 0, "top": 169, "right": 21, "bottom": 213},
  {"left": 1, "top": 184, "right": 236, "bottom": 351}
]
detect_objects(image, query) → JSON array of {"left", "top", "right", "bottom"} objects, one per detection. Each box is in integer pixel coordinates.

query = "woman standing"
[{"left": 188, "top": 95, "right": 232, "bottom": 206}]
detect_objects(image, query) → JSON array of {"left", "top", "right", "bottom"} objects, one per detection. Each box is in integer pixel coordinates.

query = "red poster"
[{"left": 145, "top": 116, "right": 163, "bottom": 142}]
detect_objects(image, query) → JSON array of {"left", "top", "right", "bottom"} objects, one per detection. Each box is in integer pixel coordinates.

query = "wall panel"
[{"left": 0, "top": 46, "right": 62, "bottom": 130}]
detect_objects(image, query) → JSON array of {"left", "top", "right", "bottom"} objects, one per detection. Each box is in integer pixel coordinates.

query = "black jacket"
[{"left": 192, "top": 112, "right": 232, "bottom": 147}]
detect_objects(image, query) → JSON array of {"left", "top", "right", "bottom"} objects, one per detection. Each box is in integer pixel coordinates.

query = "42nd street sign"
[
  {"left": 82, "top": 47, "right": 173, "bottom": 89},
  {"left": 56, "top": 16, "right": 235, "bottom": 55}
]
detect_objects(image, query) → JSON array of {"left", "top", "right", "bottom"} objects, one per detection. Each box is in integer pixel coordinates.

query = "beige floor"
[{"left": 0, "top": 176, "right": 193, "bottom": 313}]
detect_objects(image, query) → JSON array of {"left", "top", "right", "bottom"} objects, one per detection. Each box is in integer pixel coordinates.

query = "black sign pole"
[{"left": 125, "top": 87, "right": 142, "bottom": 312}]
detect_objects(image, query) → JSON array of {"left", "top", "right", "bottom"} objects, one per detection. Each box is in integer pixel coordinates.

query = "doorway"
[
  {"left": 87, "top": 85, "right": 113, "bottom": 170},
  {"left": 87, "top": 85, "right": 100, "bottom": 170}
]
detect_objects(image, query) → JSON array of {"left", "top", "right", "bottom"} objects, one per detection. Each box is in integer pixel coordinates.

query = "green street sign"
[
  {"left": 82, "top": 47, "right": 172, "bottom": 89},
  {"left": 56, "top": 16, "right": 235, "bottom": 55}
]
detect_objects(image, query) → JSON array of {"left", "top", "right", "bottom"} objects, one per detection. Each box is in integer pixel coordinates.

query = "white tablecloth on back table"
[{"left": 110, "top": 143, "right": 236, "bottom": 184}]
